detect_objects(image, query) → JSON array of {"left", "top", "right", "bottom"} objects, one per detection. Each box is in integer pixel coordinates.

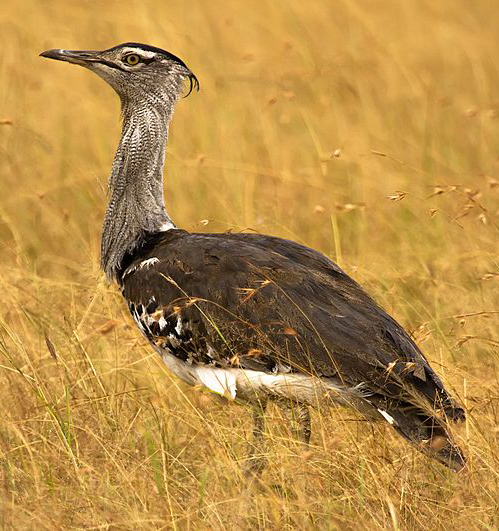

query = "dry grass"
[{"left": 1, "top": 0, "right": 499, "bottom": 528}]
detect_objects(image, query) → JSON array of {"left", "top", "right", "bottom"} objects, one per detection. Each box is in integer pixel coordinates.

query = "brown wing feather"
[{"left": 121, "top": 229, "right": 464, "bottom": 421}]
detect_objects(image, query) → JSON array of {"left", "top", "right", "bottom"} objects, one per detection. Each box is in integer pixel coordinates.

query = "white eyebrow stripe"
[{"left": 122, "top": 49, "right": 156, "bottom": 59}]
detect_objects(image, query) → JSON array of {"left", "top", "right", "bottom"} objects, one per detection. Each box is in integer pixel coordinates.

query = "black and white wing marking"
[{"left": 120, "top": 229, "right": 464, "bottom": 420}]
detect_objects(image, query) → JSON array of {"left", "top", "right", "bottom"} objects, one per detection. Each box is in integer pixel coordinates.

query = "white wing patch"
[
  {"left": 378, "top": 408, "right": 396, "bottom": 425},
  {"left": 139, "top": 257, "right": 159, "bottom": 269},
  {"left": 158, "top": 221, "right": 175, "bottom": 231},
  {"left": 194, "top": 367, "right": 237, "bottom": 400},
  {"left": 175, "top": 315, "right": 183, "bottom": 335},
  {"left": 123, "top": 258, "right": 160, "bottom": 278}
]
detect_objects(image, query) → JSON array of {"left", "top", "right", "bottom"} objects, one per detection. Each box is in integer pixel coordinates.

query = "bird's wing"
[{"left": 121, "top": 230, "right": 463, "bottom": 419}]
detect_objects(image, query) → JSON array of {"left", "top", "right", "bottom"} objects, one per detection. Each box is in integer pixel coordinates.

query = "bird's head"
[{"left": 40, "top": 42, "right": 199, "bottom": 105}]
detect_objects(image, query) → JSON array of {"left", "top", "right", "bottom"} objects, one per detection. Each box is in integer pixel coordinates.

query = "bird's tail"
[{"left": 376, "top": 402, "right": 466, "bottom": 471}]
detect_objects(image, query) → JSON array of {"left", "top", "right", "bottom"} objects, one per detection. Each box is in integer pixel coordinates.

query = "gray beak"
[{"left": 40, "top": 49, "right": 100, "bottom": 66}]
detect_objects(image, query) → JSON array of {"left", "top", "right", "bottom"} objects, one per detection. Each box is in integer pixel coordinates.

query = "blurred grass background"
[{"left": 1, "top": 0, "right": 499, "bottom": 528}]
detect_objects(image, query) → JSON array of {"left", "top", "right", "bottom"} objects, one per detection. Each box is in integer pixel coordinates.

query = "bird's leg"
[
  {"left": 285, "top": 403, "right": 311, "bottom": 444},
  {"left": 245, "top": 402, "right": 268, "bottom": 477},
  {"left": 297, "top": 404, "right": 312, "bottom": 444}
]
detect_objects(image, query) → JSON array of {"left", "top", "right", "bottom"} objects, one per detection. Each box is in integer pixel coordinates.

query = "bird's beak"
[{"left": 39, "top": 49, "right": 100, "bottom": 66}]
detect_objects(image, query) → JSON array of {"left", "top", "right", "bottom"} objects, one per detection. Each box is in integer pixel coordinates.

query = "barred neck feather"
[{"left": 101, "top": 91, "right": 179, "bottom": 280}]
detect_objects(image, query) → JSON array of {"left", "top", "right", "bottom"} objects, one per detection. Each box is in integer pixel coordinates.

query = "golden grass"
[{"left": 1, "top": 0, "right": 499, "bottom": 528}]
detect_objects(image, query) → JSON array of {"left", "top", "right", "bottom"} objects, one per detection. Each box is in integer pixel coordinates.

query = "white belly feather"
[{"left": 156, "top": 346, "right": 367, "bottom": 407}]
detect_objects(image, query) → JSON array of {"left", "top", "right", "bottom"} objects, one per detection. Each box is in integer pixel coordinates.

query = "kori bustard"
[{"left": 40, "top": 43, "right": 465, "bottom": 472}]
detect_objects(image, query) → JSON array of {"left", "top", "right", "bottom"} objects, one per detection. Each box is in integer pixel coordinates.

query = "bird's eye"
[{"left": 124, "top": 54, "right": 140, "bottom": 66}]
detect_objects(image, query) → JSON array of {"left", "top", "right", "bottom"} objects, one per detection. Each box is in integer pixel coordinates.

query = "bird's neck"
[{"left": 101, "top": 97, "right": 176, "bottom": 280}]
